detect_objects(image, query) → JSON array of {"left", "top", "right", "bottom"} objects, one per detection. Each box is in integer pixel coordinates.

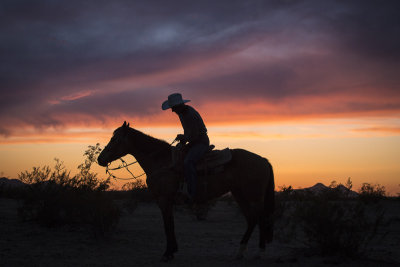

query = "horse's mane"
[{"left": 127, "top": 127, "right": 171, "bottom": 152}]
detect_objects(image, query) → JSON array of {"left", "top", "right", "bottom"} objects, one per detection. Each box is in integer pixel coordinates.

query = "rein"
[
  {"left": 105, "top": 138, "right": 177, "bottom": 181},
  {"left": 105, "top": 158, "right": 143, "bottom": 180}
]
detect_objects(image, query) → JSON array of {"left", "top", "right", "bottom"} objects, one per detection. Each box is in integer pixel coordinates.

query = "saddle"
[
  {"left": 196, "top": 146, "right": 232, "bottom": 173},
  {"left": 171, "top": 144, "right": 232, "bottom": 205},
  {"left": 171, "top": 144, "right": 232, "bottom": 175}
]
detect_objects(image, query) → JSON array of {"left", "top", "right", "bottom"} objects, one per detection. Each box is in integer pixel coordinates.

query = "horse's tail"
[{"left": 264, "top": 160, "right": 275, "bottom": 243}]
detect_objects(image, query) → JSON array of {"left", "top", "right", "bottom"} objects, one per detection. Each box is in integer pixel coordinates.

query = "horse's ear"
[
  {"left": 127, "top": 122, "right": 130, "bottom": 127},
  {"left": 123, "top": 121, "right": 127, "bottom": 127}
]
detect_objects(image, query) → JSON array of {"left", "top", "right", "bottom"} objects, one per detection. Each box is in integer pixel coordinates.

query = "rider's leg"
[{"left": 183, "top": 143, "right": 209, "bottom": 201}]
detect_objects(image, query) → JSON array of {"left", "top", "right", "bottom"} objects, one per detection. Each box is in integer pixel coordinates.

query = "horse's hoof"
[
  {"left": 235, "top": 243, "right": 247, "bottom": 260},
  {"left": 194, "top": 204, "right": 209, "bottom": 220},
  {"left": 253, "top": 253, "right": 261, "bottom": 260},
  {"left": 235, "top": 253, "right": 244, "bottom": 260},
  {"left": 161, "top": 254, "right": 174, "bottom": 262},
  {"left": 253, "top": 248, "right": 266, "bottom": 259}
]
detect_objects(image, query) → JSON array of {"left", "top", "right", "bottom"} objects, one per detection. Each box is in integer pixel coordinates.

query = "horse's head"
[{"left": 98, "top": 121, "right": 131, "bottom": 167}]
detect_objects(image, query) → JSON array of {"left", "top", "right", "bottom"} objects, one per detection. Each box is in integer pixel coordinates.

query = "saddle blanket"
[{"left": 196, "top": 148, "right": 232, "bottom": 172}]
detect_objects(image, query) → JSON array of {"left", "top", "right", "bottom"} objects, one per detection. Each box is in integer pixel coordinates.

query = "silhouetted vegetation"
[
  {"left": 275, "top": 178, "right": 388, "bottom": 258},
  {"left": 358, "top": 182, "right": 386, "bottom": 203},
  {"left": 122, "top": 179, "right": 153, "bottom": 203},
  {"left": 2, "top": 155, "right": 395, "bottom": 261},
  {"left": 0, "top": 179, "right": 25, "bottom": 199},
  {"left": 398, "top": 185, "right": 400, "bottom": 201},
  {"left": 294, "top": 198, "right": 385, "bottom": 257},
  {"left": 17, "top": 144, "right": 120, "bottom": 236}
]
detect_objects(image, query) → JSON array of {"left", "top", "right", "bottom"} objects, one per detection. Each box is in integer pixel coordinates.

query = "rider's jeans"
[{"left": 184, "top": 142, "right": 209, "bottom": 200}]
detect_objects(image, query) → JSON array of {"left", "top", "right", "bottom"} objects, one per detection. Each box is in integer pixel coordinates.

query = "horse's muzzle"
[{"left": 97, "top": 153, "right": 109, "bottom": 167}]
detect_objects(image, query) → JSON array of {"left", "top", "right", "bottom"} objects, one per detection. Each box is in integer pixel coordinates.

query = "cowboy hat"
[{"left": 162, "top": 93, "right": 190, "bottom": 110}]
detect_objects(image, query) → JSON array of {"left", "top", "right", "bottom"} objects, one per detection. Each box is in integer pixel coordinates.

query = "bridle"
[
  {"left": 104, "top": 138, "right": 178, "bottom": 181},
  {"left": 105, "top": 157, "right": 143, "bottom": 180}
]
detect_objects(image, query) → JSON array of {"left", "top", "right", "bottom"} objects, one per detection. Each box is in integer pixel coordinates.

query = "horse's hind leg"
[
  {"left": 233, "top": 193, "right": 262, "bottom": 259},
  {"left": 257, "top": 170, "right": 275, "bottom": 258},
  {"left": 258, "top": 213, "right": 267, "bottom": 251},
  {"left": 238, "top": 216, "right": 257, "bottom": 259}
]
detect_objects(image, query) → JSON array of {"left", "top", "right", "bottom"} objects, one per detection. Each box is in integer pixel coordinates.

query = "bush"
[
  {"left": 358, "top": 183, "right": 386, "bottom": 203},
  {"left": 290, "top": 197, "right": 385, "bottom": 258},
  {"left": 278, "top": 185, "right": 294, "bottom": 198},
  {"left": 122, "top": 180, "right": 153, "bottom": 202},
  {"left": 0, "top": 181, "right": 25, "bottom": 199},
  {"left": 398, "top": 185, "right": 400, "bottom": 201},
  {"left": 275, "top": 180, "right": 386, "bottom": 258},
  {"left": 274, "top": 185, "right": 294, "bottom": 221},
  {"left": 17, "top": 144, "right": 120, "bottom": 235}
]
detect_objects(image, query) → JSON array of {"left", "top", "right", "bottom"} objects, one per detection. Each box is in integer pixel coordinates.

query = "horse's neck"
[{"left": 127, "top": 129, "right": 171, "bottom": 175}]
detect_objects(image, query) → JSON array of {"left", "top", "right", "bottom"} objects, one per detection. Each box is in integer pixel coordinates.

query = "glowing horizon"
[{"left": 1, "top": 118, "right": 399, "bottom": 195}]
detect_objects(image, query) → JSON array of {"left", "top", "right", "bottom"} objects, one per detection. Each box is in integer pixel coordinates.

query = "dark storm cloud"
[
  {"left": 325, "top": 0, "right": 400, "bottom": 62},
  {"left": 0, "top": 0, "right": 272, "bottom": 105},
  {"left": 1, "top": 0, "right": 400, "bottom": 135}
]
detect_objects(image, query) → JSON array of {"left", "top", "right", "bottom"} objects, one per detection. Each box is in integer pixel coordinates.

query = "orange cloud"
[{"left": 352, "top": 127, "right": 400, "bottom": 134}]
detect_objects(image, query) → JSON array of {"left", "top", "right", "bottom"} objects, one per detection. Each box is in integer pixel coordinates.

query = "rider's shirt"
[{"left": 178, "top": 105, "right": 208, "bottom": 145}]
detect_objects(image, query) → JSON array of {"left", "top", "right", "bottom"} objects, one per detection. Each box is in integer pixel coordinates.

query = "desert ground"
[{"left": 1, "top": 198, "right": 399, "bottom": 267}]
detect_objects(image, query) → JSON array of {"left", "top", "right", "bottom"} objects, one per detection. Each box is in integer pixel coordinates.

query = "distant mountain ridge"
[
  {"left": 1, "top": 177, "right": 358, "bottom": 197},
  {"left": 292, "top": 182, "right": 358, "bottom": 197}
]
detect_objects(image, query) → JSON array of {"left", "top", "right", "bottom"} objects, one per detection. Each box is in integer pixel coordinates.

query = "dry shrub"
[
  {"left": 122, "top": 179, "right": 153, "bottom": 202},
  {"left": 358, "top": 183, "right": 386, "bottom": 203},
  {"left": 117, "top": 180, "right": 151, "bottom": 214},
  {"left": 276, "top": 180, "right": 386, "bottom": 258},
  {"left": 293, "top": 199, "right": 385, "bottom": 257},
  {"left": 17, "top": 144, "right": 120, "bottom": 236}
]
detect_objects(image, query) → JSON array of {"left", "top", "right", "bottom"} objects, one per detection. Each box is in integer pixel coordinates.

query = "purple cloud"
[{"left": 1, "top": 0, "right": 399, "bottom": 135}]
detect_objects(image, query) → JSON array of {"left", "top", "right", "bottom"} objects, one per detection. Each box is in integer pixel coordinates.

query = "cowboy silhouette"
[{"left": 162, "top": 93, "right": 210, "bottom": 202}]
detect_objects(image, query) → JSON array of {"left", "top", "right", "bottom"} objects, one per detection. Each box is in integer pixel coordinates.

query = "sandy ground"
[{"left": 1, "top": 198, "right": 399, "bottom": 267}]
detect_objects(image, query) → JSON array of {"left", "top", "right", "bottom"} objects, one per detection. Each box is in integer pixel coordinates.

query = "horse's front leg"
[{"left": 157, "top": 196, "right": 178, "bottom": 262}]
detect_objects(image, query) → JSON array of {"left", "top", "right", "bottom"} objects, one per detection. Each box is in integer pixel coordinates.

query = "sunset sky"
[{"left": 1, "top": 0, "right": 399, "bottom": 194}]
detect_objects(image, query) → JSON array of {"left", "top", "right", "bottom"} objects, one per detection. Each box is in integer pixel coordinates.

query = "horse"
[{"left": 98, "top": 121, "right": 275, "bottom": 261}]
